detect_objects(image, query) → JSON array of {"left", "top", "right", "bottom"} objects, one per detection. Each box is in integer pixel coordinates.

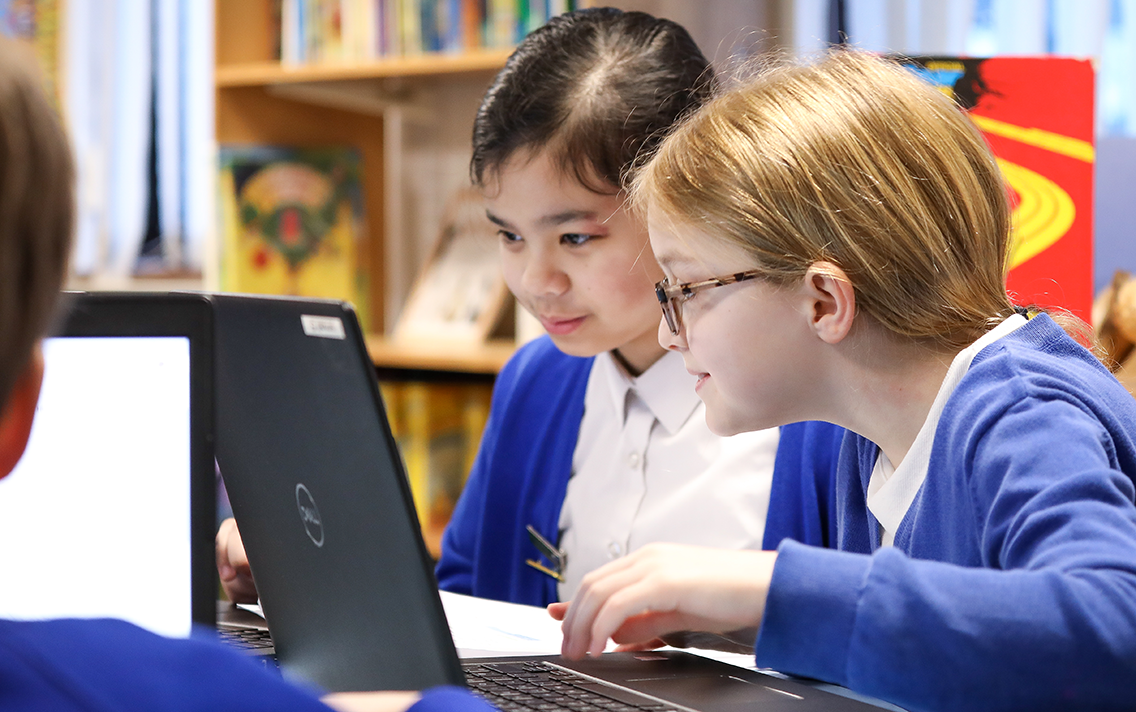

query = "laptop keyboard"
[
  {"left": 216, "top": 629, "right": 681, "bottom": 711},
  {"left": 463, "top": 660, "right": 684, "bottom": 712},
  {"left": 216, "top": 626, "right": 275, "bottom": 651}
]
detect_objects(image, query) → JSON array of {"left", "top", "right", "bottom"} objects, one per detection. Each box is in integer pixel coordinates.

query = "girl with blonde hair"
[{"left": 555, "top": 51, "right": 1136, "bottom": 711}]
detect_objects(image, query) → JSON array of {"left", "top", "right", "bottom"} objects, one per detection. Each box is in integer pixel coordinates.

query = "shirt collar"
[
  {"left": 867, "top": 313, "right": 1028, "bottom": 543},
  {"left": 593, "top": 350, "right": 701, "bottom": 435}
]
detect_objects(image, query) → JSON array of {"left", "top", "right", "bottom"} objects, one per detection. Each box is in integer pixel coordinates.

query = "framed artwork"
[{"left": 394, "top": 186, "right": 509, "bottom": 345}]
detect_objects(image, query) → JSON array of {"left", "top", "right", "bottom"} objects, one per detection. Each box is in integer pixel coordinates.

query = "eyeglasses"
[{"left": 654, "top": 270, "right": 763, "bottom": 335}]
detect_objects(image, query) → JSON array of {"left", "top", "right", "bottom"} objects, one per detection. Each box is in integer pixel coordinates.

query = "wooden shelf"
[
  {"left": 365, "top": 335, "right": 516, "bottom": 375},
  {"left": 216, "top": 49, "right": 514, "bottom": 87}
]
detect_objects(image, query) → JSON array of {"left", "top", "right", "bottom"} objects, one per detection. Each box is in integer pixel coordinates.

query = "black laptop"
[
  {"left": 0, "top": 292, "right": 217, "bottom": 637},
  {"left": 212, "top": 293, "right": 884, "bottom": 710}
]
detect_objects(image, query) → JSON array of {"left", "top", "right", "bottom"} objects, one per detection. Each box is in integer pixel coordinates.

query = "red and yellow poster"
[{"left": 906, "top": 57, "right": 1094, "bottom": 322}]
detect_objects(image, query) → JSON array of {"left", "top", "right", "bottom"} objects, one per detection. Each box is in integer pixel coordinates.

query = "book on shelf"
[
  {"left": 0, "top": 0, "right": 61, "bottom": 109},
  {"left": 272, "top": 0, "right": 585, "bottom": 64},
  {"left": 380, "top": 379, "right": 493, "bottom": 542},
  {"left": 905, "top": 56, "right": 1094, "bottom": 323},
  {"left": 218, "top": 145, "right": 370, "bottom": 325}
]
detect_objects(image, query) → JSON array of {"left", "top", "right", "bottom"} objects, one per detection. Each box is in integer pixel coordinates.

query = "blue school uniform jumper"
[
  {"left": 436, "top": 335, "right": 845, "bottom": 606},
  {"left": 0, "top": 618, "right": 492, "bottom": 712},
  {"left": 757, "top": 314, "right": 1136, "bottom": 711}
]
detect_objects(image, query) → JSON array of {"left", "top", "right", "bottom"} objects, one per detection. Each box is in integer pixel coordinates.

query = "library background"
[{"left": 4, "top": 0, "right": 1136, "bottom": 557}]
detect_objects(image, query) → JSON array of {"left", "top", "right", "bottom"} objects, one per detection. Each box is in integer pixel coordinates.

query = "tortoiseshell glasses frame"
[{"left": 654, "top": 270, "right": 764, "bottom": 335}]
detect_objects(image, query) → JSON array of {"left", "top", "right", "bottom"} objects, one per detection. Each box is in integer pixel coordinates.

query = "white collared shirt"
[
  {"left": 868, "top": 314, "right": 1028, "bottom": 546},
  {"left": 557, "top": 350, "right": 780, "bottom": 600}
]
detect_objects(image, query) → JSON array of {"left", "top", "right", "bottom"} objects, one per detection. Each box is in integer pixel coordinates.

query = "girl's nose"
[{"left": 522, "top": 251, "right": 569, "bottom": 297}]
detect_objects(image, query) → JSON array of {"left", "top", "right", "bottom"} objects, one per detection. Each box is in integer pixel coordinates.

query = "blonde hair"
[
  {"left": 0, "top": 38, "right": 73, "bottom": 406},
  {"left": 634, "top": 51, "right": 1015, "bottom": 352}
]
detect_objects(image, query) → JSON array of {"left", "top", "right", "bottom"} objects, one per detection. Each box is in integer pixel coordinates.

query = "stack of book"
[
  {"left": 380, "top": 380, "right": 493, "bottom": 550},
  {"left": 277, "top": 0, "right": 582, "bottom": 64}
]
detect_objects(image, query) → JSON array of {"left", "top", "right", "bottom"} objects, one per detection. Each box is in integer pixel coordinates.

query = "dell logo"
[{"left": 295, "top": 483, "right": 324, "bottom": 548}]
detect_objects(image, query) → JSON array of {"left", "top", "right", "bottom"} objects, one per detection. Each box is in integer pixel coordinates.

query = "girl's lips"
[
  {"left": 692, "top": 371, "right": 710, "bottom": 392},
  {"left": 540, "top": 315, "right": 586, "bottom": 335}
]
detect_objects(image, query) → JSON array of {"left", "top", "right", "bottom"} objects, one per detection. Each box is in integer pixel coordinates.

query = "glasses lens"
[
  {"left": 664, "top": 301, "right": 679, "bottom": 334},
  {"left": 669, "top": 296, "right": 682, "bottom": 334},
  {"left": 655, "top": 281, "right": 679, "bottom": 335}
]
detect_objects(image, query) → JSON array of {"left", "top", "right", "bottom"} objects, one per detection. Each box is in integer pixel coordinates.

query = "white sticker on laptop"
[{"left": 300, "top": 314, "right": 346, "bottom": 340}]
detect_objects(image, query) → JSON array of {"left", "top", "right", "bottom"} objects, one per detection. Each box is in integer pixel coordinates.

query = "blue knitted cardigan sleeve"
[{"left": 436, "top": 337, "right": 592, "bottom": 606}]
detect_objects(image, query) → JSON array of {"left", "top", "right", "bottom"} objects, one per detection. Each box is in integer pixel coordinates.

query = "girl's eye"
[
  {"left": 561, "top": 233, "right": 595, "bottom": 246},
  {"left": 498, "top": 229, "right": 522, "bottom": 244}
]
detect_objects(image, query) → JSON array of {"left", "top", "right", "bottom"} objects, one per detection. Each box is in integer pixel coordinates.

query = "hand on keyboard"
[
  {"left": 551, "top": 544, "right": 777, "bottom": 660},
  {"left": 217, "top": 517, "right": 259, "bottom": 603}
]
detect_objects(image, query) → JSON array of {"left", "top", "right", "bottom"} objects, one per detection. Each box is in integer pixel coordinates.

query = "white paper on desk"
[
  {"left": 438, "top": 592, "right": 759, "bottom": 667},
  {"left": 237, "top": 593, "right": 583, "bottom": 655},
  {"left": 248, "top": 590, "right": 754, "bottom": 670},
  {"left": 236, "top": 602, "right": 265, "bottom": 619},
  {"left": 440, "top": 591, "right": 575, "bottom": 656}
]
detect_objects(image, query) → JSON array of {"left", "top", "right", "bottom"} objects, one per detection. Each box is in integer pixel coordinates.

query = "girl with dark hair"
[{"left": 434, "top": 8, "right": 844, "bottom": 608}]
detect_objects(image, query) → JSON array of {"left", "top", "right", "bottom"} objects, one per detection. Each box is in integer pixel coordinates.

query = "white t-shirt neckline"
[{"left": 867, "top": 314, "right": 1028, "bottom": 546}]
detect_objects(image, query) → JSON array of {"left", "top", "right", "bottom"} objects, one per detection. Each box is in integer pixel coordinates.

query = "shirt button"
[
  {"left": 607, "top": 541, "right": 623, "bottom": 559},
  {"left": 627, "top": 451, "right": 641, "bottom": 469}
]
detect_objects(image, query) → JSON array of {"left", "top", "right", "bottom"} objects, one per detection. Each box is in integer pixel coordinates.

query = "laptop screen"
[
  {"left": 0, "top": 289, "right": 222, "bottom": 640},
  {"left": 212, "top": 294, "right": 466, "bottom": 691},
  {"left": 0, "top": 334, "right": 194, "bottom": 638}
]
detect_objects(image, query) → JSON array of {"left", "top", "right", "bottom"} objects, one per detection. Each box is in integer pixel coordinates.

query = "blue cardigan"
[
  {"left": 436, "top": 336, "right": 845, "bottom": 605},
  {"left": 757, "top": 315, "right": 1136, "bottom": 711},
  {"left": 0, "top": 618, "right": 492, "bottom": 711}
]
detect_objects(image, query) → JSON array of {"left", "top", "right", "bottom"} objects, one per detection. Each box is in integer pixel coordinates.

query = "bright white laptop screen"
[{"left": 0, "top": 336, "right": 193, "bottom": 638}]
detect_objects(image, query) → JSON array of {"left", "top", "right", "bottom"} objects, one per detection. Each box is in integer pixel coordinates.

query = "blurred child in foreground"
[{"left": 0, "top": 36, "right": 489, "bottom": 712}]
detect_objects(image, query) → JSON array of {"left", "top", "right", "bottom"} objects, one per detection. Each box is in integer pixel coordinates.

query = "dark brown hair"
[
  {"left": 470, "top": 7, "right": 715, "bottom": 194},
  {"left": 0, "top": 38, "right": 73, "bottom": 406}
]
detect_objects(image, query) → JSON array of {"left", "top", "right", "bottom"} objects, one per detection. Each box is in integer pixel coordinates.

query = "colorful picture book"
[
  {"left": 218, "top": 146, "right": 369, "bottom": 324},
  {"left": 906, "top": 56, "right": 1094, "bottom": 322}
]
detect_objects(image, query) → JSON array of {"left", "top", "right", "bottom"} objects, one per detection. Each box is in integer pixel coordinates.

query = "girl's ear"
[
  {"left": 802, "top": 262, "right": 856, "bottom": 345},
  {"left": 0, "top": 346, "right": 44, "bottom": 480}
]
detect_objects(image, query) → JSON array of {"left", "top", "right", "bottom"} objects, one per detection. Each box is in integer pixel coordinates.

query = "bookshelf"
[
  {"left": 213, "top": 1, "right": 777, "bottom": 558},
  {"left": 215, "top": 49, "right": 515, "bottom": 87},
  {"left": 215, "top": 2, "right": 525, "bottom": 559},
  {"left": 214, "top": 0, "right": 514, "bottom": 367}
]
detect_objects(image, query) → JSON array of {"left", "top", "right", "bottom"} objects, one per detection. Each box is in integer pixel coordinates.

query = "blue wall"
[{"left": 1095, "top": 137, "right": 1136, "bottom": 293}]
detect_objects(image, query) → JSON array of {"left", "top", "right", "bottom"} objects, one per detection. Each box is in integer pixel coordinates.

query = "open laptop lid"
[
  {"left": 0, "top": 292, "right": 216, "bottom": 637},
  {"left": 212, "top": 294, "right": 890, "bottom": 710},
  {"left": 212, "top": 293, "right": 464, "bottom": 693}
]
